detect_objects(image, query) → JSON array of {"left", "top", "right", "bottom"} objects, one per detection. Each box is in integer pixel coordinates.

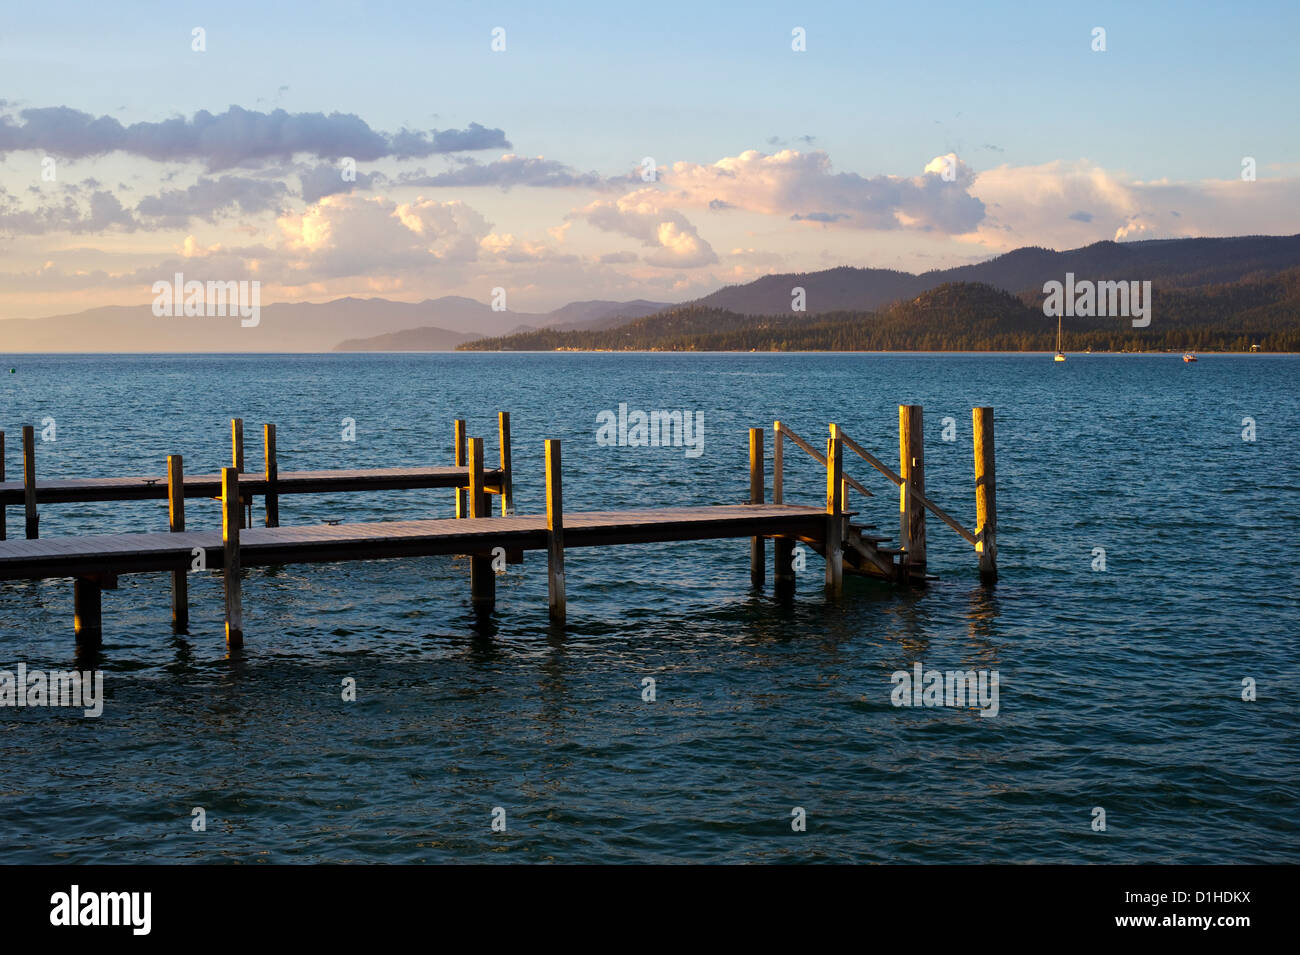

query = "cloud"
[
  {"left": 0, "top": 184, "right": 136, "bottom": 234},
  {"left": 656, "top": 149, "right": 986, "bottom": 233},
  {"left": 575, "top": 188, "right": 717, "bottom": 267},
  {"left": 966, "top": 159, "right": 1300, "bottom": 251},
  {"left": 298, "top": 164, "right": 384, "bottom": 203},
  {"left": 0, "top": 105, "right": 510, "bottom": 171},
  {"left": 136, "top": 175, "right": 291, "bottom": 226},
  {"left": 276, "top": 193, "right": 491, "bottom": 280},
  {"left": 398, "top": 154, "right": 608, "bottom": 190}
]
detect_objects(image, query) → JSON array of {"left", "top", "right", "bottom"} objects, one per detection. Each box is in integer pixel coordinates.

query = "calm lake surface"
[{"left": 1, "top": 352, "right": 1296, "bottom": 863}]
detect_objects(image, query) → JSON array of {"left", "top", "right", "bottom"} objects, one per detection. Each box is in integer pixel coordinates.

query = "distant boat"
[
  {"left": 1183, "top": 352, "right": 1197, "bottom": 362},
  {"left": 1054, "top": 311, "right": 1066, "bottom": 361}
]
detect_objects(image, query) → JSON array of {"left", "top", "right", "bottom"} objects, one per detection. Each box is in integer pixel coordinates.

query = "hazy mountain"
[
  {"left": 688, "top": 234, "right": 1300, "bottom": 316},
  {"left": 461, "top": 270, "right": 1300, "bottom": 353},
  {"left": 333, "top": 325, "right": 481, "bottom": 351},
  {"left": 0, "top": 293, "right": 675, "bottom": 352},
  {"left": 0, "top": 295, "right": 537, "bottom": 352},
  {"left": 540, "top": 299, "right": 672, "bottom": 330}
]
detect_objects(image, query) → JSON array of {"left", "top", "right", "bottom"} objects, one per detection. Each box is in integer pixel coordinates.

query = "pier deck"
[
  {"left": 0, "top": 504, "right": 823, "bottom": 581},
  {"left": 0, "top": 466, "right": 504, "bottom": 505}
]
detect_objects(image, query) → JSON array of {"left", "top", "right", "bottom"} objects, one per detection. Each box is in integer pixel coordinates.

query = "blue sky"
[{"left": 0, "top": 0, "right": 1297, "bottom": 318}]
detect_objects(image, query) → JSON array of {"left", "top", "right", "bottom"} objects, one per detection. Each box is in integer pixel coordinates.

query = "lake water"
[{"left": 0, "top": 352, "right": 1296, "bottom": 863}]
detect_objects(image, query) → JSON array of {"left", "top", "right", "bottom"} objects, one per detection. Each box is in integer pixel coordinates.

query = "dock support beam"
[
  {"left": 0, "top": 429, "right": 6, "bottom": 540},
  {"left": 899, "top": 404, "right": 926, "bottom": 580},
  {"left": 22, "top": 424, "right": 38, "bottom": 539},
  {"left": 773, "top": 422, "right": 794, "bottom": 592},
  {"left": 231, "top": 418, "right": 249, "bottom": 528},
  {"left": 263, "top": 423, "right": 279, "bottom": 527},
  {"left": 467, "top": 437, "right": 495, "bottom": 612},
  {"left": 749, "top": 427, "right": 765, "bottom": 587},
  {"left": 454, "top": 419, "right": 468, "bottom": 518},
  {"left": 825, "top": 434, "right": 843, "bottom": 596},
  {"left": 74, "top": 577, "right": 103, "bottom": 649},
  {"left": 545, "top": 440, "right": 566, "bottom": 624},
  {"left": 973, "top": 407, "right": 998, "bottom": 585},
  {"left": 222, "top": 467, "right": 243, "bottom": 649},
  {"left": 168, "top": 454, "right": 188, "bottom": 632},
  {"left": 498, "top": 412, "right": 514, "bottom": 517}
]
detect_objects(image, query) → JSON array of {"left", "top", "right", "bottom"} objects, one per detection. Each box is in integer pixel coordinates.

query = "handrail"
[
  {"left": 773, "top": 421, "right": 872, "bottom": 499},
  {"left": 831, "top": 423, "right": 980, "bottom": 549}
]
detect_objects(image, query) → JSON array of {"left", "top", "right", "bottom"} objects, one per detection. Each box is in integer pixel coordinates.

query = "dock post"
[
  {"left": 73, "top": 577, "right": 102, "bottom": 649},
  {"left": 772, "top": 422, "right": 794, "bottom": 592},
  {"left": 467, "top": 437, "right": 495, "bottom": 612},
  {"left": 545, "top": 440, "right": 566, "bottom": 623},
  {"left": 231, "top": 418, "right": 248, "bottom": 529},
  {"left": 454, "top": 418, "right": 468, "bottom": 518},
  {"left": 749, "top": 427, "right": 765, "bottom": 587},
  {"left": 825, "top": 435, "right": 843, "bottom": 596},
  {"left": 899, "top": 405, "right": 926, "bottom": 580},
  {"left": 498, "top": 411, "right": 514, "bottom": 517},
  {"left": 973, "top": 407, "right": 998, "bottom": 585},
  {"left": 222, "top": 467, "right": 243, "bottom": 649},
  {"left": 0, "top": 429, "right": 6, "bottom": 540},
  {"left": 263, "top": 423, "right": 279, "bottom": 527},
  {"left": 168, "top": 455, "right": 188, "bottom": 632},
  {"left": 22, "top": 424, "right": 37, "bottom": 539}
]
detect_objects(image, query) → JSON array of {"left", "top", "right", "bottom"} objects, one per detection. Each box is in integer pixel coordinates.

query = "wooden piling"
[
  {"left": 454, "top": 418, "right": 468, "bottom": 518},
  {"left": 231, "top": 418, "right": 244, "bottom": 471},
  {"left": 899, "top": 404, "right": 926, "bottom": 577},
  {"left": 263, "top": 423, "right": 279, "bottom": 527},
  {"left": 772, "top": 421, "right": 794, "bottom": 590},
  {"left": 22, "top": 424, "right": 37, "bottom": 539},
  {"left": 467, "top": 437, "right": 494, "bottom": 611},
  {"left": 231, "top": 417, "right": 247, "bottom": 529},
  {"left": 497, "top": 412, "right": 514, "bottom": 517},
  {"left": 749, "top": 427, "right": 765, "bottom": 587},
  {"left": 74, "top": 577, "right": 102, "bottom": 649},
  {"left": 545, "top": 439, "right": 565, "bottom": 623},
  {"left": 0, "top": 429, "right": 6, "bottom": 541},
  {"left": 167, "top": 455, "right": 188, "bottom": 632},
  {"left": 221, "top": 467, "right": 243, "bottom": 649},
  {"left": 825, "top": 435, "right": 843, "bottom": 596},
  {"left": 973, "top": 406, "right": 998, "bottom": 585}
]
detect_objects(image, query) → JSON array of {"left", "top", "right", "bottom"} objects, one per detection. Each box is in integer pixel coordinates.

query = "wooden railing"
[{"left": 767, "top": 408, "right": 997, "bottom": 586}]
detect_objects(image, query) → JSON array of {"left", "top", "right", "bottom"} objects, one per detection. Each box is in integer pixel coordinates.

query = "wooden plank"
[
  {"left": 749, "top": 427, "right": 764, "bottom": 588},
  {"left": 899, "top": 405, "right": 926, "bottom": 574},
  {"left": 825, "top": 435, "right": 842, "bottom": 596},
  {"left": 974, "top": 406, "right": 997, "bottom": 584},
  {"left": 168, "top": 454, "right": 188, "bottom": 632},
  {"left": 264, "top": 423, "right": 279, "bottom": 527},
  {"left": 467, "top": 436, "right": 494, "bottom": 611},
  {"left": 772, "top": 421, "right": 784, "bottom": 505},
  {"left": 222, "top": 467, "right": 243, "bottom": 649},
  {"left": 775, "top": 422, "right": 873, "bottom": 498},
  {"left": 22, "top": 424, "right": 37, "bottom": 539},
  {"left": 545, "top": 440, "right": 565, "bottom": 623},
  {"left": 74, "top": 576, "right": 102, "bottom": 649},
  {"left": 454, "top": 419, "right": 467, "bottom": 518},
  {"left": 498, "top": 412, "right": 514, "bottom": 517}
]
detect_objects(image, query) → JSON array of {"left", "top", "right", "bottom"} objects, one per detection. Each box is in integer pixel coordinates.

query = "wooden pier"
[{"left": 0, "top": 406, "right": 997, "bottom": 649}]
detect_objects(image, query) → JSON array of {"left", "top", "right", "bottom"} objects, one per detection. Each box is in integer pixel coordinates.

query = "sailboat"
[{"left": 1054, "top": 311, "right": 1067, "bottom": 361}]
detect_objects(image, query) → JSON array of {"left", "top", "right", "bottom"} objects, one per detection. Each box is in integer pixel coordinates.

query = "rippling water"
[{"left": 1, "top": 352, "right": 1296, "bottom": 863}]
